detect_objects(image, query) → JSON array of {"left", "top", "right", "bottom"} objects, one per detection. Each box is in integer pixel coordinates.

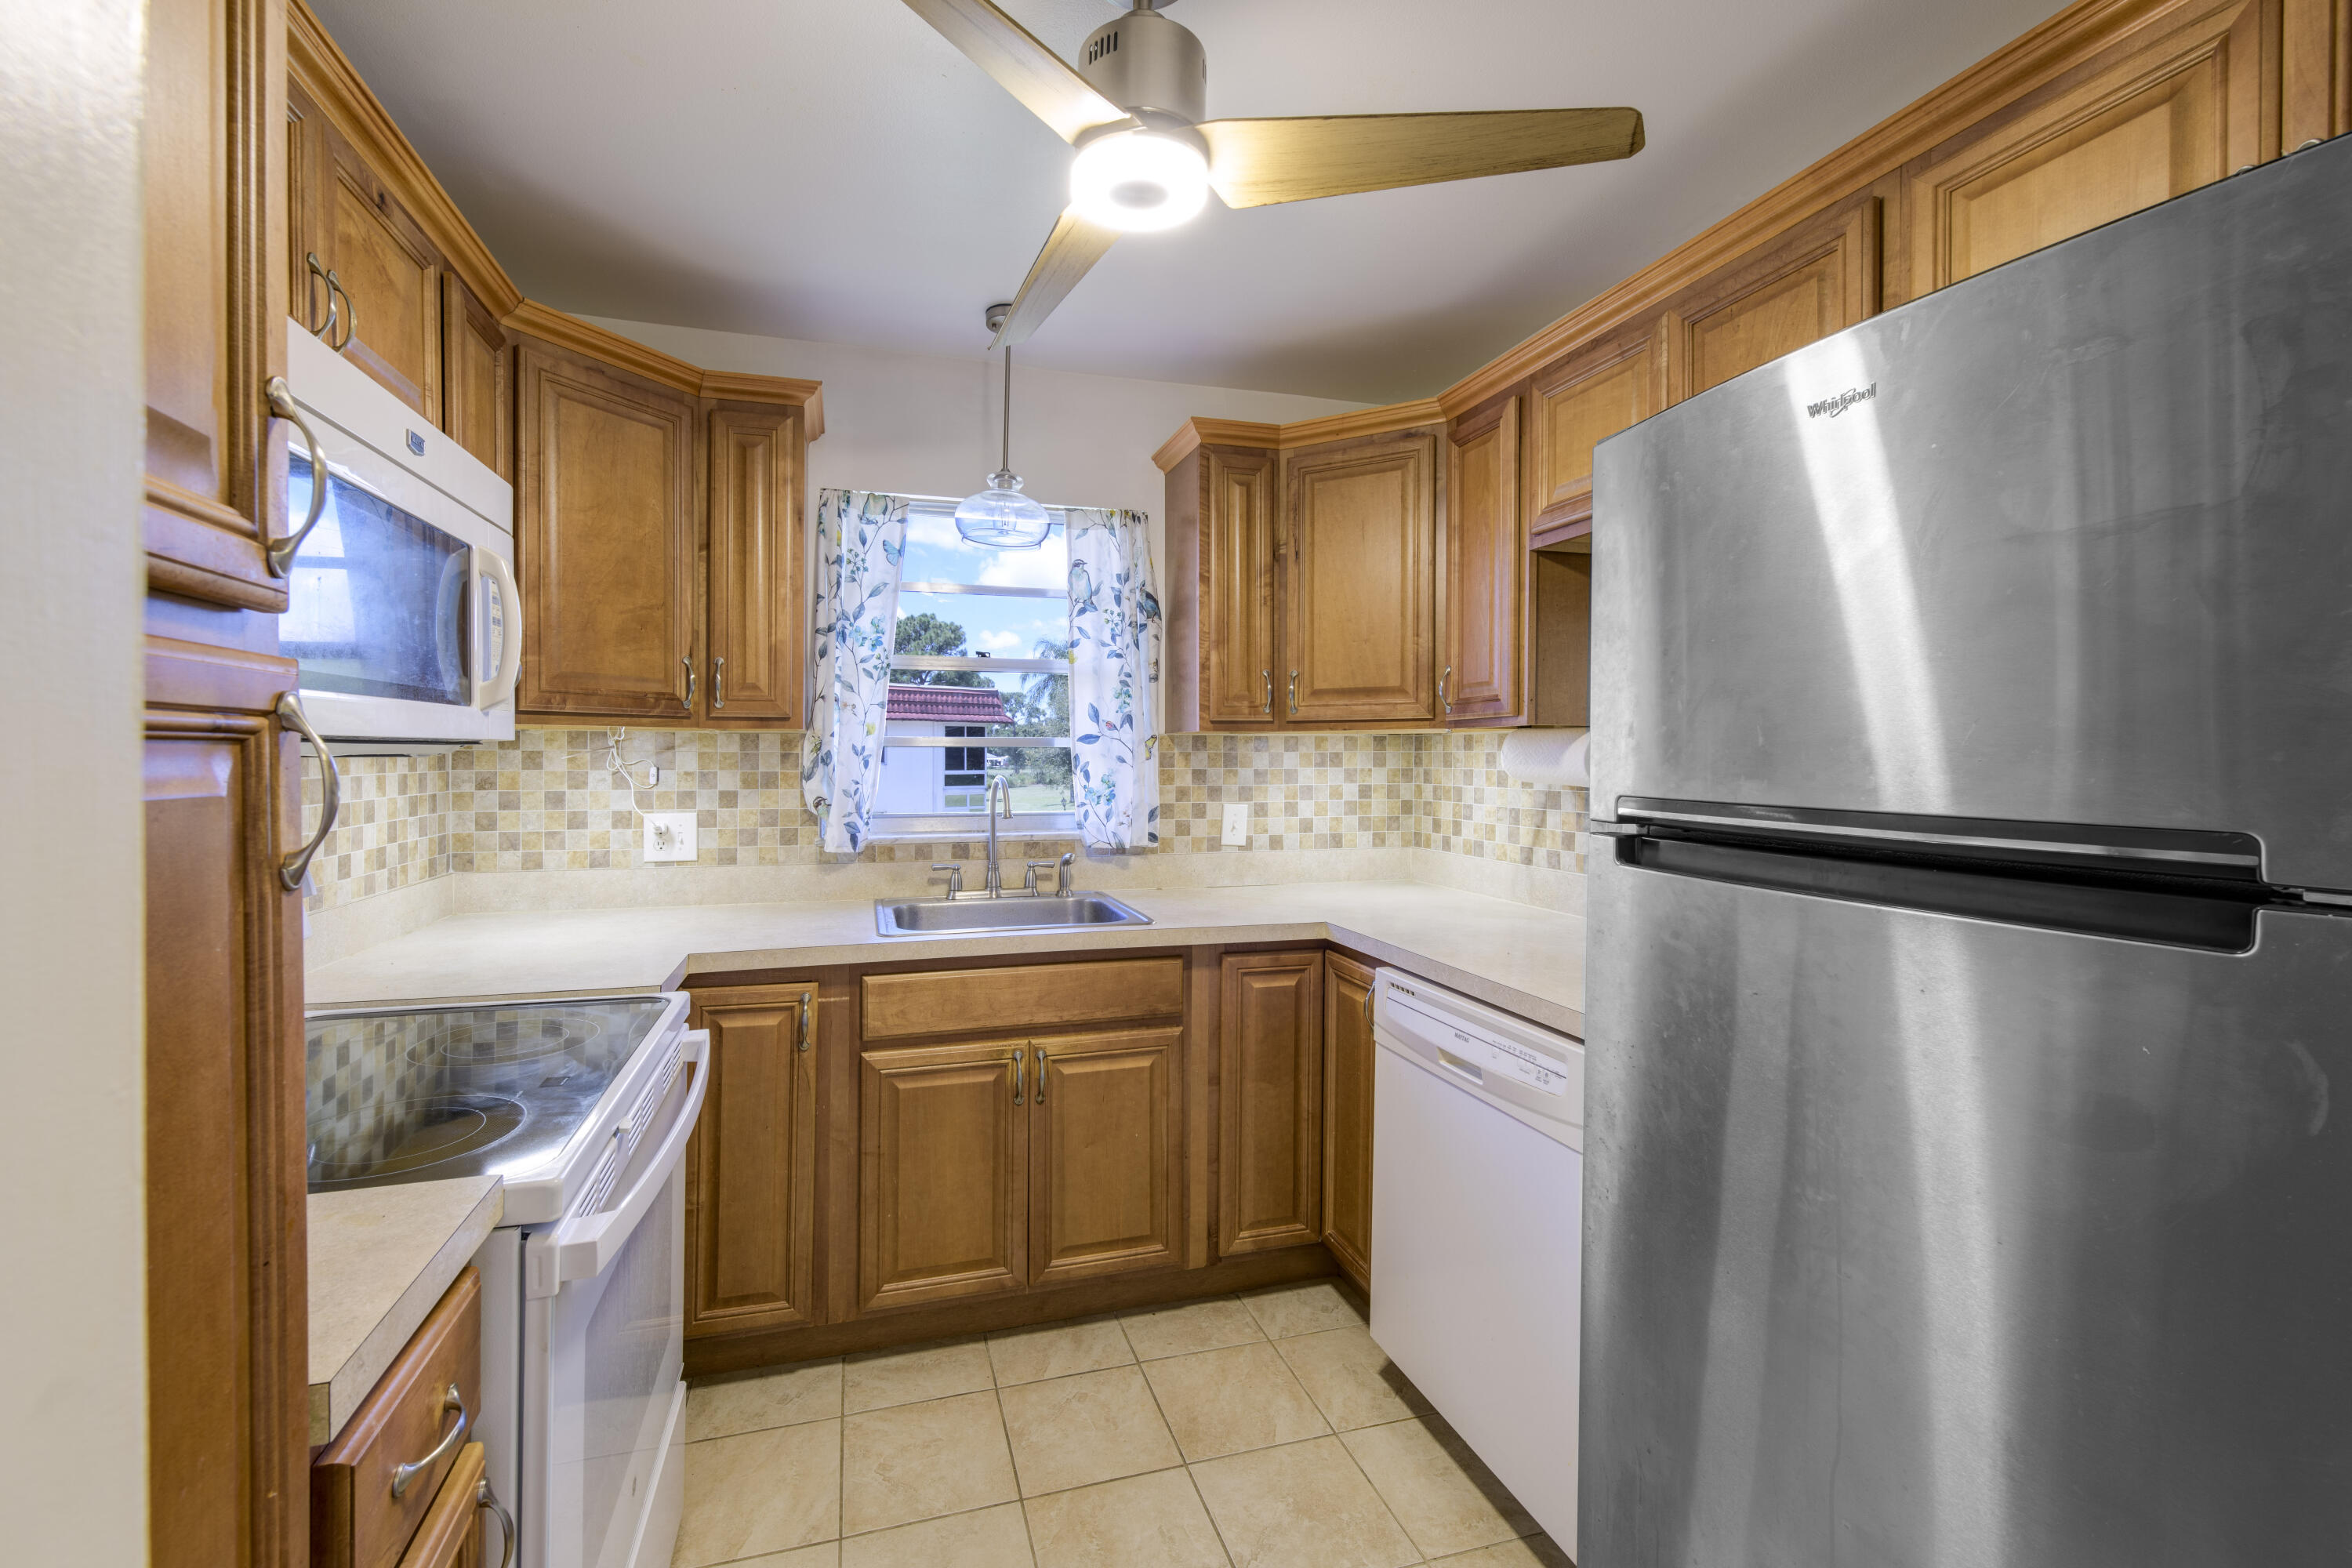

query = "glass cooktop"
[{"left": 305, "top": 996, "right": 671, "bottom": 1192}]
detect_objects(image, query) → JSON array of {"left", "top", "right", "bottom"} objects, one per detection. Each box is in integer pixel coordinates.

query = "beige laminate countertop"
[
  {"left": 306, "top": 881, "right": 1587, "bottom": 1036},
  {"left": 307, "top": 1175, "right": 503, "bottom": 1446}
]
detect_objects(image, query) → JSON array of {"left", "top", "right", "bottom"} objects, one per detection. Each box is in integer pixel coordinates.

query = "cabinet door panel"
[
  {"left": 1527, "top": 328, "right": 1661, "bottom": 539},
  {"left": 859, "top": 1041, "right": 1028, "bottom": 1312},
  {"left": 1218, "top": 953, "right": 1323, "bottom": 1255},
  {"left": 1668, "top": 201, "right": 1878, "bottom": 403},
  {"left": 516, "top": 343, "right": 698, "bottom": 717},
  {"left": 1903, "top": 4, "right": 2253, "bottom": 299},
  {"left": 1443, "top": 397, "right": 1523, "bottom": 724},
  {"left": 1321, "top": 954, "right": 1376, "bottom": 1293},
  {"left": 440, "top": 276, "right": 510, "bottom": 480},
  {"left": 1032, "top": 1029, "right": 1182, "bottom": 1287},
  {"left": 688, "top": 985, "right": 819, "bottom": 1337},
  {"left": 144, "top": 638, "right": 307, "bottom": 1568},
  {"left": 1285, "top": 434, "right": 1437, "bottom": 724},
  {"left": 706, "top": 407, "right": 804, "bottom": 724},
  {"left": 325, "top": 126, "right": 440, "bottom": 419},
  {"left": 1203, "top": 448, "right": 1279, "bottom": 726},
  {"left": 143, "top": 0, "right": 286, "bottom": 612}
]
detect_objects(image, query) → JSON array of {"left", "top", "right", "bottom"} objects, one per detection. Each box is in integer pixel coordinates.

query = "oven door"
[
  {"left": 520, "top": 1038, "right": 704, "bottom": 1568},
  {"left": 284, "top": 444, "right": 521, "bottom": 746}
]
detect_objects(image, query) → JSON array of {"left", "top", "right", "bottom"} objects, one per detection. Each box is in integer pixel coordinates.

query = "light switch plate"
[
  {"left": 1221, "top": 803, "right": 1250, "bottom": 848},
  {"left": 642, "top": 811, "right": 699, "bottom": 862}
]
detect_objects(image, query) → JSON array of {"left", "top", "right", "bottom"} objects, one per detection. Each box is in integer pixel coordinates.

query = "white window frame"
[{"left": 869, "top": 498, "right": 1080, "bottom": 841}]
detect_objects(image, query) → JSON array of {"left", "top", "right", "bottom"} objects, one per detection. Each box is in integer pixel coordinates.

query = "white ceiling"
[{"left": 310, "top": 0, "right": 2067, "bottom": 402}]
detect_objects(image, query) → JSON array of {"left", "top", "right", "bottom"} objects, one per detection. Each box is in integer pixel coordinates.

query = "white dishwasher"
[{"left": 1369, "top": 970, "right": 1584, "bottom": 1557}]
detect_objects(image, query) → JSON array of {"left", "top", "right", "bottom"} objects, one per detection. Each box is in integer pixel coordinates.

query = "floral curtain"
[
  {"left": 801, "top": 489, "right": 909, "bottom": 853},
  {"left": 1066, "top": 508, "right": 1163, "bottom": 851}
]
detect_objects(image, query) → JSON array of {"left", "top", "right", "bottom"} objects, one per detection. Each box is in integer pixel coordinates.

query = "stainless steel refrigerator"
[{"left": 1583, "top": 134, "right": 2352, "bottom": 1566}]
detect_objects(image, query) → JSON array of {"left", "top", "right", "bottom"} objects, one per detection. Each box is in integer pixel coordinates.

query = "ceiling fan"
[{"left": 902, "top": 0, "right": 1646, "bottom": 347}]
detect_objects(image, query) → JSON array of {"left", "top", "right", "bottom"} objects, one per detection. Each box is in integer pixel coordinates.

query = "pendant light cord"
[{"left": 1000, "top": 343, "right": 1014, "bottom": 473}]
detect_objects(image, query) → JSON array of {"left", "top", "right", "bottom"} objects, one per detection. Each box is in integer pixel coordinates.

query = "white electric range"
[{"left": 306, "top": 991, "right": 708, "bottom": 1568}]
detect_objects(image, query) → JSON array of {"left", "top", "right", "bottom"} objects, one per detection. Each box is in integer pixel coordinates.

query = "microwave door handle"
[
  {"left": 525, "top": 1029, "right": 708, "bottom": 1298},
  {"left": 474, "top": 546, "right": 524, "bottom": 711}
]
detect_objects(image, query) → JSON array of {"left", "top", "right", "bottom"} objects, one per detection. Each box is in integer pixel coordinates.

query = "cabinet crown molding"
[
  {"left": 1153, "top": 399, "right": 1448, "bottom": 472},
  {"left": 503, "top": 300, "right": 825, "bottom": 437},
  {"left": 289, "top": 0, "right": 524, "bottom": 319}
]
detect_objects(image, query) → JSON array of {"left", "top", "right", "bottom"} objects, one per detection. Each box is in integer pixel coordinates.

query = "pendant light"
[{"left": 954, "top": 302, "right": 1052, "bottom": 549}]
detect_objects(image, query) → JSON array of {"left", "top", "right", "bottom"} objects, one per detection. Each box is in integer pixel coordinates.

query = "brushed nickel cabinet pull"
[
  {"left": 1439, "top": 666, "right": 1453, "bottom": 715},
  {"left": 325, "top": 269, "right": 354, "bottom": 350},
  {"left": 1361, "top": 984, "right": 1374, "bottom": 1032},
  {"left": 477, "top": 1475, "right": 517, "bottom": 1568},
  {"left": 797, "top": 989, "right": 811, "bottom": 1051},
  {"left": 712, "top": 655, "right": 726, "bottom": 710},
  {"left": 1035, "top": 1047, "right": 1047, "bottom": 1105},
  {"left": 1288, "top": 670, "right": 1299, "bottom": 717},
  {"left": 681, "top": 656, "right": 696, "bottom": 711},
  {"left": 1260, "top": 669, "right": 1272, "bottom": 713},
  {"left": 303, "top": 252, "right": 335, "bottom": 339},
  {"left": 1012, "top": 1047, "right": 1025, "bottom": 1106},
  {"left": 277, "top": 693, "right": 340, "bottom": 891},
  {"left": 391, "top": 1384, "right": 469, "bottom": 1499}
]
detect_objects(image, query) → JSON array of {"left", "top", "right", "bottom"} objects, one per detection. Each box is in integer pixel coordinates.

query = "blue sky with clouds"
[{"left": 895, "top": 510, "right": 1070, "bottom": 696}]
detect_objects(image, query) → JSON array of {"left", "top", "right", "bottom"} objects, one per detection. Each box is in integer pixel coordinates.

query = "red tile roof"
[{"left": 885, "top": 683, "right": 1011, "bottom": 724}]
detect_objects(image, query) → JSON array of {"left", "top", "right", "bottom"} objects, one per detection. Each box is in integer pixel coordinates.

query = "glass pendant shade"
[
  {"left": 953, "top": 468, "right": 1051, "bottom": 547},
  {"left": 958, "top": 321, "right": 1052, "bottom": 547}
]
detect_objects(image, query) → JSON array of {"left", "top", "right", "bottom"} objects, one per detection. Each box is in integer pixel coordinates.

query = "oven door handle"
[
  {"left": 524, "top": 1029, "right": 708, "bottom": 1298},
  {"left": 474, "top": 545, "right": 524, "bottom": 712}
]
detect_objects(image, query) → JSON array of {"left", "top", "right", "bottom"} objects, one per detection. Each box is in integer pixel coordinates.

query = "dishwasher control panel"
[{"left": 1374, "top": 972, "right": 1584, "bottom": 1138}]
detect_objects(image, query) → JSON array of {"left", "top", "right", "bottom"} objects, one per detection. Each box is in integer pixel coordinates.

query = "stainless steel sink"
[{"left": 873, "top": 893, "right": 1154, "bottom": 937}]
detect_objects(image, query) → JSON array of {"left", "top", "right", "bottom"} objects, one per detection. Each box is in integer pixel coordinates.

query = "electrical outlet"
[
  {"left": 642, "top": 811, "right": 698, "bottom": 863},
  {"left": 1221, "top": 802, "right": 1250, "bottom": 848}
]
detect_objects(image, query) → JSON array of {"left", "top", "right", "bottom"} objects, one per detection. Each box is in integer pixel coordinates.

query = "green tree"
[
  {"left": 891, "top": 611, "right": 991, "bottom": 688},
  {"left": 1005, "top": 637, "right": 1073, "bottom": 798}
]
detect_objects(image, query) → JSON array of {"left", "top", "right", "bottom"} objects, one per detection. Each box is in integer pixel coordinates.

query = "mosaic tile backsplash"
[{"left": 301, "top": 728, "right": 1588, "bottom": 913}]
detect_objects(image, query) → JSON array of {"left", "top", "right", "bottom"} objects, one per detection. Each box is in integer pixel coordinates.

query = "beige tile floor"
[{"left": 671, "top": 1281, "right": 1574, "bottom": 1568}]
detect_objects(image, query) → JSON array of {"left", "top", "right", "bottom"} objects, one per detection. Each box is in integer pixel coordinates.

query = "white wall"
[
  {"left": 583, "top": 315, "right": 1367, "bottom": 521},
  {"left": 0, "top": 0, "right": 150, "bottom": 1556}
]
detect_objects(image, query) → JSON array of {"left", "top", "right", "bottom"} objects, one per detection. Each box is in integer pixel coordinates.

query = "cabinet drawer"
[
  {"left": 862, "top": 959, "right": 1185, "bottom": 1040},
  {"left": 393, "top": 1443, "right": 486, "bottom": 1568},
  {"left": 313, "top": 1268, "right": 483, "bottom": 1568}
]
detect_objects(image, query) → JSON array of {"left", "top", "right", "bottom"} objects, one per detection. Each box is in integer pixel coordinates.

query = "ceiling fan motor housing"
[{"left": 1079, "top": 6, "right": 1207, "bottom": 125}]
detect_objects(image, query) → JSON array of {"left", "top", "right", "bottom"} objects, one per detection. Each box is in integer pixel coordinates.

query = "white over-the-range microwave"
[{"left": 283, "top": 324, "right": 519, "bottom": 748}]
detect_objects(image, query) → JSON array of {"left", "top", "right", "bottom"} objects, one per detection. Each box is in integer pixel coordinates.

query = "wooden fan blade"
[
  {"left": 993, "top": 209, "right": 1122, "bottom": 347},
  {"left": 1199, "top": 107, "right": 1644, "bottom": 209},
  {"left": 899, "top": 0, "right": 1130, "bottom": 143}
]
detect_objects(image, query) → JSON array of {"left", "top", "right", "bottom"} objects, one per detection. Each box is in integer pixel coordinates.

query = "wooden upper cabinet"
[
  {"left": 1283, "top": 431, "right": 1439, "bottom": 724},
  {"left": 1218, "top": 952, "right": 1324, "bottom": 1257},
  {"left": 515, "top": 339, "right": 699, "bottom": 719},
  {"left": 1899, "top": 0, "right": 2263, "bottom": 301},
  {"left": 687, "top": 985, "right": 820, "bottom": 1338},
  {"left": 858, "top": 1040, "right": 1029, "bottom": 1312},
  {"left": 144, "top": 0, "right": 288, "bottom": 613},
  {"left": 1441, "top": 397, "right": 1524, "bottom": 725},
  {"left": 1164, "top": 445, "right": 1279, "bottom": 730},
  {"left": 1030, "top": 1028, "right": 1183, "bottom": 1287},
  {"left": 705, "top": 406, "right": 807, "bottom": 724},
  {"left": 441, "top": 277, "right": 510, "bottom": 480},
  {"left": 1526, "top": 321, "right": 1664, "bottom": 542},
  {"left": 318, "top": 120, "right": 442, "bottom": 419},
  {"left": 1320, "top": 953, "right": 1377, "bottom": 1294},
  {"left": 1667, "top": 198, "right": 1881, "bottom": 402}
]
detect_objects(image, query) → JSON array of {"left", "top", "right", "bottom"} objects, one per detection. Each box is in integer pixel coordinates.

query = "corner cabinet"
[
  {"left": 1320, "top": 953, "right": 1377, "bottom": 1293},
  {"left": 1218, "top": 952, "right": 1324, "bottom": 1256},
  {"left": 1442, "top": 397, "right": 1525, "bottom": 724}
]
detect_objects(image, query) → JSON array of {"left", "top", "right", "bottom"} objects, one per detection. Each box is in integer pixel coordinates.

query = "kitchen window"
[{"left": 871, "top": 499, "right": 1076, "bottom": 839}]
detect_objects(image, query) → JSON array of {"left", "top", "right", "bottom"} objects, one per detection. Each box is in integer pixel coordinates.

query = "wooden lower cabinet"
[
  {"left": 687, "top": 984, "right": 820, "bottom": 1337},
  {"left": 312, "top": 1269, "right": 482, "bottom": 1568},
  {"left": 1320, "top": 955, "right": 1377, "bottom": 1292},
  {"left": 392, "top": 1445, "right": 486, "bottom": 1568},
  {"left": 858, "top": 1039, "right": 1030, "bottom": 1312},
  {"left": 1218, "top": 952, "right": 1325, "bottom": 1256},
  {"left": 1031, "top": 1029, "right": 1184, "bottom": 1287}
]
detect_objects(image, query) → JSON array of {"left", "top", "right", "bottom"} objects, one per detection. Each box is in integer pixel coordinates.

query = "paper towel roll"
[{"left": 1498, "top": 728, "right": 1590, "bottom": 789}]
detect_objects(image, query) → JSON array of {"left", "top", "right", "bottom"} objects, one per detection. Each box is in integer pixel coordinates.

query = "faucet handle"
[
  {"left": 931, "top": 862, "right": 964, "bottom": 896},
  {"left": 1024, "top": 860, "right": 1060, "bottom": 896}
]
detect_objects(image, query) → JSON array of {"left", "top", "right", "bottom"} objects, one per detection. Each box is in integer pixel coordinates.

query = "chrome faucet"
[{"left": 984, "top": 775, "right": 1011, "bottom": 896}]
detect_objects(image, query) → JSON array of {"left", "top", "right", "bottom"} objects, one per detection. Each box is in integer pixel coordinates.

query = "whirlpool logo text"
[{"left": 1806, "top": 383, "right": 1878, "bottom": 419}]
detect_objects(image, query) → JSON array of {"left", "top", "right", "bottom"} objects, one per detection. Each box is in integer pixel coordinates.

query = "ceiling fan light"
[
  {"left": 1070, "top": 129, "right": 1209, "bottom": 232},
  {"left": 955, "top": 470, "right": 1053, "bottom": 549}
]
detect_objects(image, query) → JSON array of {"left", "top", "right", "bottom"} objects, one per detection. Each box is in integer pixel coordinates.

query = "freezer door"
[
  {"left": 1583, "top": 852, "right": 2352, "bottom": 1566},
  {"left": 1589, "top": 134, "right": 2352, "bottom": 891}
]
